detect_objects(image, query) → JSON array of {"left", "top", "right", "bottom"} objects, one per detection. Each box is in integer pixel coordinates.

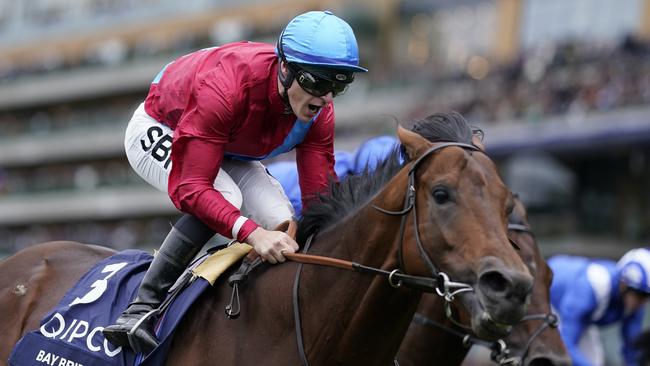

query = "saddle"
[
  {"left": 8, "top": 220, "right": 297, "bottom": 366},
  {"left": 8, "top": 221, "right": 297, "bottom": 366}
]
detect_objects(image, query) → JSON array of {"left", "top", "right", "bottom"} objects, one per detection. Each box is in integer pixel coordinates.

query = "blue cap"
[
  {"left": 618, "top": 248, "right": 650, "bottom": 294},
  {"left": 277, "top": 10, "right": 368, "bottom": 73}
]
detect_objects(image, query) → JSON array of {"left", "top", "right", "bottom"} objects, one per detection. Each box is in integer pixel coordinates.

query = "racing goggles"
[{"left": 292, "top": 65, "right": 353, "bottom": 97}]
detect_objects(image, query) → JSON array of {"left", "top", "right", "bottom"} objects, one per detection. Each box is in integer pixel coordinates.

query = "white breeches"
[{"left": 124, "top": 103, "right": 294, "bottom": 231}]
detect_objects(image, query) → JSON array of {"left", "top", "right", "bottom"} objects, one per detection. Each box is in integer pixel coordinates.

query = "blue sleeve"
[
  {"left": 622, "top": 307, "right": 644, "bottom": 366},
  {"left": 557, "top": 279, "right": 598, "bottom": 366}
]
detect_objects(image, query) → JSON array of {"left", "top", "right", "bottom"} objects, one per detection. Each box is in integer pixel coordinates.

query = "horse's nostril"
[
  {"left": 478, "top": 270, "right": 509, "bottom": 293},
  {"left": 528, "top": 358, "right": 554, "bottom": 366},
  {"left": 527, "top": 356, "right": 571, "bottom": 366}
]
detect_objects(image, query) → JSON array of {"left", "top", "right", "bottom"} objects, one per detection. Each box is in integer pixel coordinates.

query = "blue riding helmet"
[
  {"left": 276, "top": 10, "right": 368, "bottom": 74},
  {"left": 617, "top": 248, "right": 650, "bottom": 294}
]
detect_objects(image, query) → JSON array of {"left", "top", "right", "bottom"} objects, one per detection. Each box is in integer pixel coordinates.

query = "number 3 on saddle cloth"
[{"left": 9, "top": 244, "right": 252, "bottom": 366}]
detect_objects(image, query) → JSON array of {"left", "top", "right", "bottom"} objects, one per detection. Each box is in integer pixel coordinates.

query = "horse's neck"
[{"left": 301, "top": 173, "right": 424, "bottom": 364}]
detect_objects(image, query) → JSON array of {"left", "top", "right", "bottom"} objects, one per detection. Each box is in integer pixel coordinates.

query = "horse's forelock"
[{"left": 409, "top": 112, "right": 474, "bottom": 145}]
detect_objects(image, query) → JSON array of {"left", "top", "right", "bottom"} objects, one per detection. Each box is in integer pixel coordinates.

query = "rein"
[
  {"left": 285, "top": 252, "right": 448, "bottom": 293},
  {"left": 289, "top": 236, "right": 404, "bottom": 366}
]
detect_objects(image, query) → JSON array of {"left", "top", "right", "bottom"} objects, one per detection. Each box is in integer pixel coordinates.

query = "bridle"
[
  {"left": 227, "top": 142, "right": 552, "bottom": 365},
  {"left": 285, "top": 141, "right": 521, "bottom": 366},
  {"left": 371, "top": 142, "right": 480, "bottom": 300},
  {"left": 372, "top": 142, "right": 516, "bottom": 331},
  {"left": 409, "top": 223, "right": 559, "bottom": 366}
]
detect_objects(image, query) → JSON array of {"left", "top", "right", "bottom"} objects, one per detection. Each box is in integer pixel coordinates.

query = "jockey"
[
  {"left": 549, "top": 248, "right": 650, "bottom": 366},
  {"left": 103, "top": 10, "right": 367, "bottom": 353}
]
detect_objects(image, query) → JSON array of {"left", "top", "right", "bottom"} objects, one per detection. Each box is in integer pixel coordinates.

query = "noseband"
[{"left": 372, "top": 142, "right": 480, "bottom": 302}]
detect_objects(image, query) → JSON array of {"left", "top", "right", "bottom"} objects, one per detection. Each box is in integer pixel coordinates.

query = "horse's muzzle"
[
  {"left": 525, "top": 353, "right": 573, "bottom": 366},
  {"left": 476, "top": 256, "right": 533, "bottom": 326}
]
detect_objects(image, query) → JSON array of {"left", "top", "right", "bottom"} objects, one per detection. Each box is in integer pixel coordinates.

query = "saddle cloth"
[{"left": 9, "top": 244, "right": 252, "bottom": 366}]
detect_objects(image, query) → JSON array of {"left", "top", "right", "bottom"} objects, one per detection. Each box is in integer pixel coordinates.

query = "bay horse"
[
  {"left": 397, "top": 197, "right": 571, "bottom": 366},
  {"left": 0, "top": 118, "right": 532, "bottom": 365}
]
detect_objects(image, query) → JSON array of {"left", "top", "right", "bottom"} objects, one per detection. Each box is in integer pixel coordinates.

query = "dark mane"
[{"left": 296, "top": 111, "right": 475, "bottom": 244}]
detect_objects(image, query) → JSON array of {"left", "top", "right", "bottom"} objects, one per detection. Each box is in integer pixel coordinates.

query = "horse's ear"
[{"left": 397, "top": 125, "right": 431, "bottom": 160}]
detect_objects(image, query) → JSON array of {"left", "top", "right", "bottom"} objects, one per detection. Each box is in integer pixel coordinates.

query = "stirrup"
[{"left": 126, "top": 308, "right": 160, "bottom": 354}]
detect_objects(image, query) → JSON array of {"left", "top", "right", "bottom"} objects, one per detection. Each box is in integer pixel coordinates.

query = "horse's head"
[
  {"left": 394, "top": 124, "right": 533, "bottom": 340},
  {"left": 502, "top": 198, "right": 571, "bottom": 366}
]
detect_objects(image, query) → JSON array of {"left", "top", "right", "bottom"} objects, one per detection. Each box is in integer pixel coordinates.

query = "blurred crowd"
[
  {"left": 0, "top": 158, "right": 138, "bottom": 195},
  {"left": 0, "top": 97, "right": 140, "bottom": 140},
  {"left": 2, "top": 35, "right": 650, "bottom": 138},
  {"left": 409, "top": 35, "right": 650, "bottom": 125},
  {"left": 1, "top": 37, "right": 649, "bottom": 193},
  {"left": 0, "top": 216, "right": 176, "bottom": 255},
  {"left": 0, "top": 3, "right": 251, "bottom": 85},
  {"left": 0, "top": 33, "right": 207, "bottom": 84}
]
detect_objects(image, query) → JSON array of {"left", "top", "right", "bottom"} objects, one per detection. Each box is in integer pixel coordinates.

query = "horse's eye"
[{"left": 432, "top": 187, "right": 450, "bottom": 204}]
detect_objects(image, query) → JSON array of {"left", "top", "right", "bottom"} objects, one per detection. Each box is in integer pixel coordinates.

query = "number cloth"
[{"left": 8, "top": 250, "right": 213, "bottom": 366}]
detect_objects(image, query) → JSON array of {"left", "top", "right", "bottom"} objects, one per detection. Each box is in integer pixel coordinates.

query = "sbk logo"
[{"left": 141, "top": 126, "right": 172, "bottom": 169}]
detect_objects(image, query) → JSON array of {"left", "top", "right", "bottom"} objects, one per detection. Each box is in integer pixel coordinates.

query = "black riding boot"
[{"left": 102, "top": 225, "right": 204, "bottom": 354}]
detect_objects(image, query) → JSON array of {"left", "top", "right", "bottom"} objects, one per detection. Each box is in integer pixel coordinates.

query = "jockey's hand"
[{"left": 245, "top": 227, "right": 299, "bottom": 264}]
